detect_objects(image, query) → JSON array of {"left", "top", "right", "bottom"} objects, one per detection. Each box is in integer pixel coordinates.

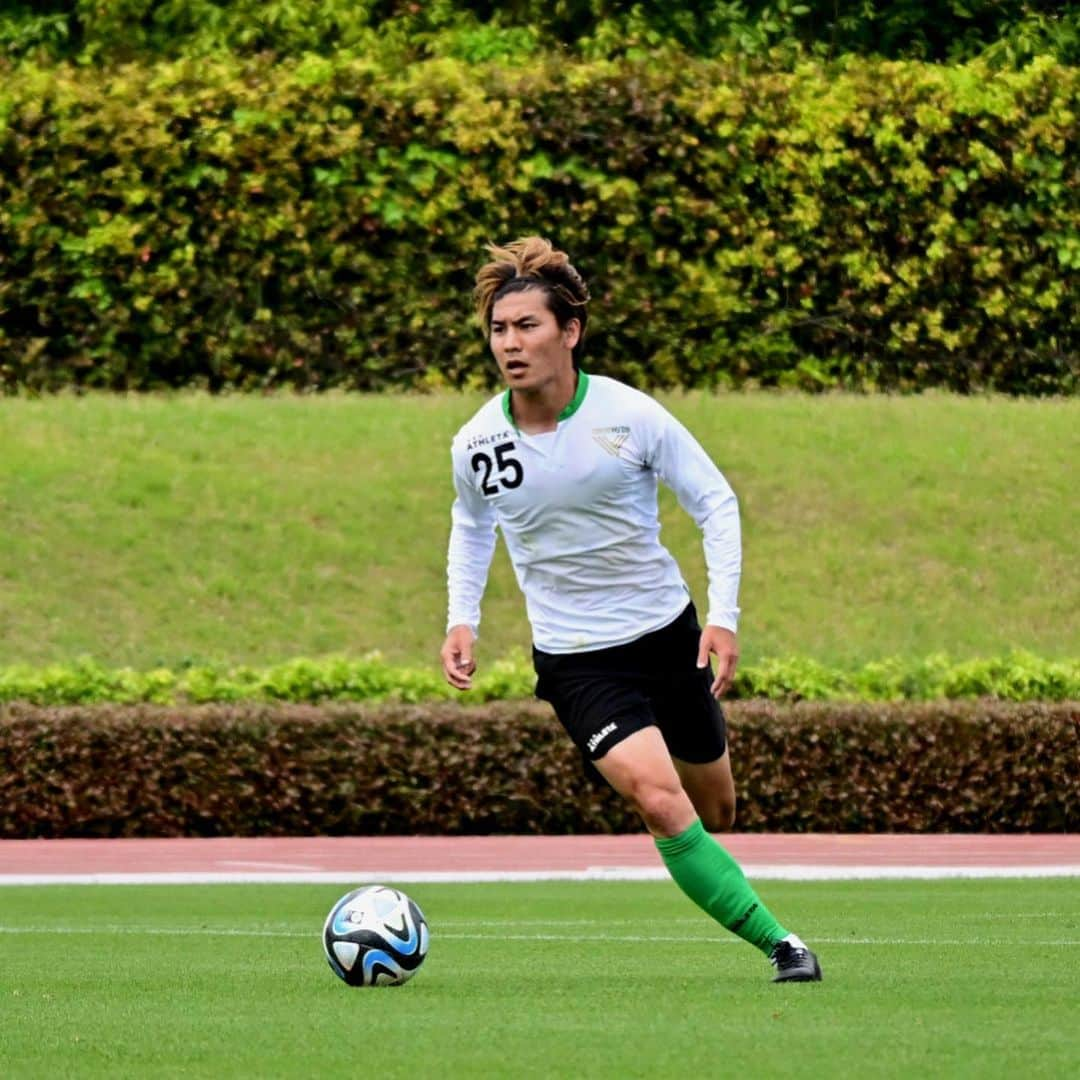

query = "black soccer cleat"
[{"left": 769, "top": 939, "right": 822, "bottom": 983}]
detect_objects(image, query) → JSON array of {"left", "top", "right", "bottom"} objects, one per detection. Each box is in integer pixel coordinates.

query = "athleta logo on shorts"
[
  {"left": 591, "top": 426, "right": 631, "bottom": 457},
  {"left": 587, "top": 722, "right": 618, "bottom": 753}
]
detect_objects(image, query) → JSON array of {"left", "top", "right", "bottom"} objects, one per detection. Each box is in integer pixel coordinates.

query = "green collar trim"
[
  {"left": 560, "top": 370, "right": 590, "bottom": 421},
  {"left": 502, "top": 371, "right": 590, "bottom": 431}
]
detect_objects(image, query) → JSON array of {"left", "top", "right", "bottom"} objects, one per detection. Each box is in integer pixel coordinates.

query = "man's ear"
[{"left": 563, "top": 318, "right": 581, "bottom": 350}]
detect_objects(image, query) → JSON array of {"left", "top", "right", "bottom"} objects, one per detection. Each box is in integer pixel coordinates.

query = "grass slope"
[
  {"left": 1, "top": 880, "right": 1078, "bottom": 1077},
  {"left": 0, "top": 392, "right": 1076, "bottom": 669}
]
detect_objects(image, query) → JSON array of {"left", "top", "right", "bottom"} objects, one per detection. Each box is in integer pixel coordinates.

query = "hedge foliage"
[
  {"left": 2, "top": 700, "right": 1076, "bottom": 836},
  {"left": 3, "top": 1, "right": 1077, "bottom": 66},
  {"left": 1, "top": 652, "right": 1076, "bottom": 706},
  {"left": 1, "top": 53, "right": 1076, "bottom": 394}
]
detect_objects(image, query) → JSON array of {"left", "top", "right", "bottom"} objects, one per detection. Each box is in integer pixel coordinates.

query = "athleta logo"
[
  {"left": 466, "top": 430, "right": 514, "bottom": 451},
  {"left": 592, "top": 426, "right": 631, "bottom": 457},
  {"left": 587, "top": 722, "right": 617, "bottom": 753},
  {"left": 730, "top": 902, "right": 759, "bottom": 933}
]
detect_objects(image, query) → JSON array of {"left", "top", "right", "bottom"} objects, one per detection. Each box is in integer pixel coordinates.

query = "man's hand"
[
  {"left": 696, "top": 625, "right": 739, "bottom": 699},
  {"left": 440, "top": 625, "right": 477, "bottom": 691}
]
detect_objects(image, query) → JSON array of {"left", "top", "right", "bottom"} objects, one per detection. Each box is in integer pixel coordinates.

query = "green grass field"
[
  {"left": 1, "top": 880, "right": 1077, "bottom": 1078},
  {"left": 1, "top": 391, "right": 1077, "bottom": 670}
]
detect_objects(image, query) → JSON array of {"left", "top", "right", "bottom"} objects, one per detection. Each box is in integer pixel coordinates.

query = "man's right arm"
[{"left": 442, "top": 448, "right": 497, "bottom": 690}]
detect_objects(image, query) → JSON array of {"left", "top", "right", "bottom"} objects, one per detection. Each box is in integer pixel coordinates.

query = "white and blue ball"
[{"left": 323, "top": 885, "right": 429, "bottom": 987}]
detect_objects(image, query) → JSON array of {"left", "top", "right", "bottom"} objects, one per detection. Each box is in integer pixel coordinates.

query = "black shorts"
[{"left": 533, "top": 602, "right": 727, "bottom": 768}]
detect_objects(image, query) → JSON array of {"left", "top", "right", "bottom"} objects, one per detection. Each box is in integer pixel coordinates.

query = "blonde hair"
[{"left": 474, "top": 237, "right": 590, "bottom": 364}]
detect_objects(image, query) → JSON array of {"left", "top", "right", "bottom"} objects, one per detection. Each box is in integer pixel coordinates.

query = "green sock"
[{"left": 655, "top": 818, "right": 788, "bottom": 955}]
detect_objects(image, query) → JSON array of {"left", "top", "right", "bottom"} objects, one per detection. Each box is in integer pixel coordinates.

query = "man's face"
[{"left": 490, "top": 289, "right": 579, "bottom": 393}]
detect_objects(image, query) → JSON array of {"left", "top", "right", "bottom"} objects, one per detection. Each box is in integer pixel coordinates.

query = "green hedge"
[
  {"left": 2, "top": 700, "right": 1076, "bottom": 836},
  {"left": 1, "top": 53, "right": 1076, "bottom": 394},
  {"left": 3, "top": 2, "right": 1077, "bottom": 66},
  {"left": 1, "top": 652, "right": 1077, "bottom": 706}
]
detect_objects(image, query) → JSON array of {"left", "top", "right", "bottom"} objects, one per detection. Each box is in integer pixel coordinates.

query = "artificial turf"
[{"left": 1, "top": 879, "right": 1078, "bottom": 1078}]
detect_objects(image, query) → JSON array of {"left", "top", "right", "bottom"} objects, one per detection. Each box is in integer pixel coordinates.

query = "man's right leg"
[{"left": 594, "top": 727, "right": 794, "bottom": 958}]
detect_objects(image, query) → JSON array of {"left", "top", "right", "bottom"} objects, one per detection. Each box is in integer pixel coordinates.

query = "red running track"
[{"left": 2, "top": 834, "right": 1079, "bottom": 883}]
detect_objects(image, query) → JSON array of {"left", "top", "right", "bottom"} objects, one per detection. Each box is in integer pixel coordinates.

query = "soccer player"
[{"left": 440, "top": 237, "right": 822, "bottom": 983}]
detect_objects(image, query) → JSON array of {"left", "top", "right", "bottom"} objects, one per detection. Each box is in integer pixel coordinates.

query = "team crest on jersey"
[{"left": 591, "top": 425, "right": 631, "bottom": 456}]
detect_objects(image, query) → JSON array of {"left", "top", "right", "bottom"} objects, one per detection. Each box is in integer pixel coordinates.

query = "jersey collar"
[{"left": 502, "top": 371, "right": 590, "bottom": 432}]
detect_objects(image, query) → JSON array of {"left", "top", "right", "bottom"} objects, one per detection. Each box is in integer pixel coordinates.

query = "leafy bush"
[
  {"left": 1, "top": 2, "right": 1077, "bottom": 65},
  {"left": 2, "top": 699, "right": 1076, "bottom": 836},
  {"left": 0, "top": 53, "right": 1075, "bottom": 394},
  {"left": 0, "top": 652, "right": 1076, "bottom": 705}
]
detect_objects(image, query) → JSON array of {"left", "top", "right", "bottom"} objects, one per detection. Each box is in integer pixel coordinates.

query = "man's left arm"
[{"left": 649, "top": 405, "right": 742, "bottom": 698}]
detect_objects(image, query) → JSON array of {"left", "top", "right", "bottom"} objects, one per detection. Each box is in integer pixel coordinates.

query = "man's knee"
[
  {"left": 629, "top": 779, "right": 696, "bottom": 837},
  {"left": 700, "top": 795, "right": 737, "bottom": 833}
]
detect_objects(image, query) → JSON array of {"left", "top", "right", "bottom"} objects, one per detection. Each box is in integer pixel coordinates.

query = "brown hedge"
[{"left": 2, "top": 699, "right": 1077, "bottom": 837}]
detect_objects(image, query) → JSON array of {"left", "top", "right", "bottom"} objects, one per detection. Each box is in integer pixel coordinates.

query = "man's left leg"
[{"left": 673, "top": 750, "right": 736, "bottom": 832}]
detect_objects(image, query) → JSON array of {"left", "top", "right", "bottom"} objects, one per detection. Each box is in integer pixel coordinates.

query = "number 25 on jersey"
[{"left": 471, "top": 441, "right": 523, "bottom": 496}]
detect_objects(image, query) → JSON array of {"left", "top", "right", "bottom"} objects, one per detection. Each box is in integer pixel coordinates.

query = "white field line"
[
  {"left": 1, "top": 864, "right": 1079, "bottom": 885},
  {"left": 967, "top": 912, "right": 1070, "bottom": 918},
  {"left": 0, "top": 924, "right": 1077, "bottom": 947}
]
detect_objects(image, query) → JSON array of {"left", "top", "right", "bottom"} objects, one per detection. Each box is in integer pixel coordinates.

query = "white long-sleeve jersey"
[{"left": 446, "top": 372, "right": 741, "bottom": 653}]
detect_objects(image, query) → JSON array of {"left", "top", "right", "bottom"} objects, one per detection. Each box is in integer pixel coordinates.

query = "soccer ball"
[{"left": 322, "top": 885, "right": 430, "bottom": 987}]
